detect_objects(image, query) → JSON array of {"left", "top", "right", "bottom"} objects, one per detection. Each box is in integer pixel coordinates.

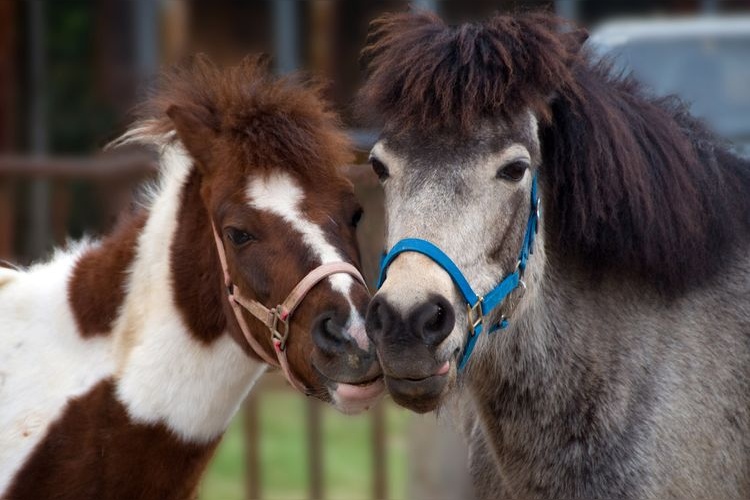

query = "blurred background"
[{"left": 1, "top": 1, "right": 748, "bottom": 499}]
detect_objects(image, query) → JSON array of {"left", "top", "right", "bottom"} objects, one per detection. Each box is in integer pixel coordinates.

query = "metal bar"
[
  {"left": 273, "top": 0, "right": 299, "bottom": 74},
  {"left": 702, "top": 0, "right": 719, "bottom": 13},
  {"left": 411, "top": 0, "right": 438, "bottom": 12},
  {"left": 372, "top": 402, "right": 387, "bottom": 500},
  {"left": 307, "top": 397, "right": 323, "bottom": 500},
  {"left": 243, "top": 393, "right": 261, "bottom": 500},
  {"left": 28, "top": 0, "right": 50, "bottom": 258},
  {"left": 50, "top": 179, "right": 69, "bottom": 245},
  {"left": 555, "top": 0, "right": 579, "bottom": 21},
  {"left": 133, "top": 0, "right": 159, "bottom": 84},
  {"left": 0, "top": 180, "right": 15, "bottom": 260}
]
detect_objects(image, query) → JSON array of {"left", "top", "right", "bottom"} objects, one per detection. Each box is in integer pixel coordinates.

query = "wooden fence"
[{"left": 0, "top": 152, "right": 392, "bottom": 500}]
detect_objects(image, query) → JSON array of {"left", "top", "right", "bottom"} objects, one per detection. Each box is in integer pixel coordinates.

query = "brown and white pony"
[
  {"left": 360, "top": 11, "right": 750, "bottom": 500},
  {"left": 0, "top": 56, "right": 382, "bottom": 499}
]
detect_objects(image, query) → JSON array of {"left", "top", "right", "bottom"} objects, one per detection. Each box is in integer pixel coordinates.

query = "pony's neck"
[
  {"left": 110, "top": 142, "right": 266, "bottom": 444},
  {"left": 462, "top": 236, "right": 661, "bottom": 495}
]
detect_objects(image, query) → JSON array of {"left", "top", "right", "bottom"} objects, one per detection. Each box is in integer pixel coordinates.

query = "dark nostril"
[
  {"left": 365, "top": 295, "right": 395, "bottom": 341},
  {"left": 312, "top": 312, "right": 346, "bottom": 353},
  {"left": 322, "top": 317, "right": 337, "bottom": 338},
  {"left": 409, "top": 295, "right": 455, "bottom": 346}
]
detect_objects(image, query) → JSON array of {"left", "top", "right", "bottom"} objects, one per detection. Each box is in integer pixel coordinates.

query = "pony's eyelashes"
[
  {"left": 495, "top": 159, "right": 529, "bottom": 182},
  {"left": 350, "top": 206, "right": 364, "bottom": 228},
  {"left": 225, "top": 227, "right": 256, "bottom": 247},
  {"left": 369, "top": 156, "right": 390, "bottom": 182}
]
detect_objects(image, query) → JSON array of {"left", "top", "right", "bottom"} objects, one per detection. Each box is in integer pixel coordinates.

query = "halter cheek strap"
[
  {"left": 377, "top": 174, "right": 540, "bottom": 371},
  {"left": 211, "top": 223, "right": 367, "bottom": 395}
]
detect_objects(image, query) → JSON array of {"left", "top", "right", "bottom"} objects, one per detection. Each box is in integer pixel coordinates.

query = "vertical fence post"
[
  {"left": 555, "top": 0, "right": 579, "bottom": 21},
  {"left": 0, "top": 179, "right": 15, "bottom": 259},
  {"left": 307, "top": 397, "right": 323, "bottom": 499},
  {"left": 51, "top": 179, "right": 69, "bottom": 245},
  {"left": 273, "top": 0, "right": 299, "bottom": 75},
  {"left": 372, "top": 402, "right": 387, "bottom": 500},
  {"left": 244, "top": 391, "right": 261, "bottom": 500}
]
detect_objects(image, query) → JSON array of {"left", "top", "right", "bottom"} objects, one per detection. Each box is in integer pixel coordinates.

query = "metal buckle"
[
  {"left": 515, "top": 259, "right": 526, "bottom": 280},
  {"left": 466, "top": 298, "right": 484, "bottom": 334},
  {"left": 270, "top": 305, "right": 291, "bottom": 350}
]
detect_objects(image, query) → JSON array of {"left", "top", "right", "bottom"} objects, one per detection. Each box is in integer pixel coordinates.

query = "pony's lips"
[
  {"left": 335, "top": 376, "right": 385, "bottom": 402},
  {"left": 333, "top": 377, "right": 385, "bottom": 414},
  {"left": 384, "top": 373, "right": 447, "bottom": 413},
  {"left": 381, "top": 360, "right": 452, "bottom": 413},
  {"left": 387, "top": 360, "right": 451, "bottom": 382}
]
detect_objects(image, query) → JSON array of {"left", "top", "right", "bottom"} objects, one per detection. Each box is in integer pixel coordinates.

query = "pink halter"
[{"left": 211, "top": 223, "right": 367, "bottom": 395}]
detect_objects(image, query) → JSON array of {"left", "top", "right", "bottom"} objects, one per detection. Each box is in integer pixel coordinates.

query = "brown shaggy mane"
[
  {"left": 359, "top": 11, "right": 750, "bottom": 292},
  {"left": 122, "top": 54, "right": 352, "bottom": 176}
]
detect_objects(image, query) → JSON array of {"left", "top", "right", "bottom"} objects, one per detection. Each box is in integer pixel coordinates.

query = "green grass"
[{"left": 199, "top": 392, "right": 410, "bottom": 500}]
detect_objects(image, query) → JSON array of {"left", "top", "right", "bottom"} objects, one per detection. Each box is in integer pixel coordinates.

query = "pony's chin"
[
  {"left": 331, "top": 377, "right": 385, "bottom": 414},
  {"left": 384, "top": 371, "right": 450, "bottom": 414}
]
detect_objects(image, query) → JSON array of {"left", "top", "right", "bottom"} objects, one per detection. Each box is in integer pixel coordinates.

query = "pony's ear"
[{"left": 166, "top": 104, "right": 218, "bottom": 173}]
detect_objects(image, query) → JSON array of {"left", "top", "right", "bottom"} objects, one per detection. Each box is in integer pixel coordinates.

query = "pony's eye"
[
  {"left": 370, "top": 157, "right": 389, "bottom": 181},
  {"left": 496, "top": 160, "right": 529, "bottom": 182},
  {"left": 226, "top": 227, "right": 255, "bottom": 246},
  {"left": 350, "top": 207, "right": 364, "bottom": 228}
]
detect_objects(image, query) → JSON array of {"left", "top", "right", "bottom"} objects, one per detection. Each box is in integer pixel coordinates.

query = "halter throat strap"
[
  {"left": 211, "top": 223, "right": 367, "bottom": 395},
  {"left": 377, "top": 174, "right": 540, "bottom": 371}
]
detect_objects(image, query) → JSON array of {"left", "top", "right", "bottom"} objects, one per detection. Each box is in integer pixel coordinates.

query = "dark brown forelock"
[
  {"left": 360, "top": 10, "right": 750, "bottom": 293},
  {"left": 136, "top": 54, "right": 352, "bottom": 176},
  {"left": 358, "top": 10, "right": 582, "bottom": 134}
]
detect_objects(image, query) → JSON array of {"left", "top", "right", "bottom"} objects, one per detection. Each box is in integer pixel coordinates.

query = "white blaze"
[{"left": 247, "top": 172, "right": 368, "bottom": 349}]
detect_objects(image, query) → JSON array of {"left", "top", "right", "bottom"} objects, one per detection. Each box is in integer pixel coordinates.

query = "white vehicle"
[{"left": 589, "top": 16, "right": 750, "bottom": 157}]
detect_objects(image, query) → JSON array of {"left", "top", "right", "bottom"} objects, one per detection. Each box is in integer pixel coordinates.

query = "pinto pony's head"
[
  {"left": 128, "top": 55, "right": 383, "bottom": 413},
  {"left": 359, "top": 11, "right": 750, "bottom": 413}
]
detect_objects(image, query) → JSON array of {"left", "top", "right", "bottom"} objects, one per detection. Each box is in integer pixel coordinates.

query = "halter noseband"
[
  {"left": 377, "top": 174, "right": 540, "bottom": 371},
  {"left": 212, "top": 223, "right": 367, "bottom": 395}
]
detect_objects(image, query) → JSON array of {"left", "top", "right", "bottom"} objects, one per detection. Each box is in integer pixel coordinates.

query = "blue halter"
[{"left": 376, "top": 174, "right": 540, "bottom": 370}]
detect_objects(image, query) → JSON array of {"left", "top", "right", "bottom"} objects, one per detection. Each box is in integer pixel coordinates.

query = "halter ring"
[
  {"left": 270, "top": 306, "right": 291, "bottom": 350},
  {"left": 467, "top": 299, "right": 484, "bottom": 333}
]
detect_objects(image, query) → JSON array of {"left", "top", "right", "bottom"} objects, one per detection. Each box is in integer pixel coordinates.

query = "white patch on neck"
[
  {"left": 114, "top": 142, "right": 266, "bottom": 444},
  {"left": 0, "top": 248, "right": 116, "bottom": 493}
]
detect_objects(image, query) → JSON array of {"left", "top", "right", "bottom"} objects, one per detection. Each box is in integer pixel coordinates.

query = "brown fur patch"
[
  {"left": 4, "top": 379, "right": 219, "bottom": 500},
  {"left": 68, "top": 212, "right": 147, "bottom": 337},
  {"left": 170, "top": 168, "right": 228, "bottom": 346},
  {"left": 132, "top": 54, "right": 352, "bottom": 182}
]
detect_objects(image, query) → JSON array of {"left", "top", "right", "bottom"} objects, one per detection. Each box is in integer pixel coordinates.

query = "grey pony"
[{"left": 359, "top": 10, "right": 750, "bottom": 499}]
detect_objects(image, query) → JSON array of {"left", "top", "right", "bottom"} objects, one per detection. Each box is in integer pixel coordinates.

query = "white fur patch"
[
  {"left": 115, "top": 142, "right": 266, "bottom": 444},
  {"left": 0, "top": 249, "right": 116, "bottom": 493}
]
